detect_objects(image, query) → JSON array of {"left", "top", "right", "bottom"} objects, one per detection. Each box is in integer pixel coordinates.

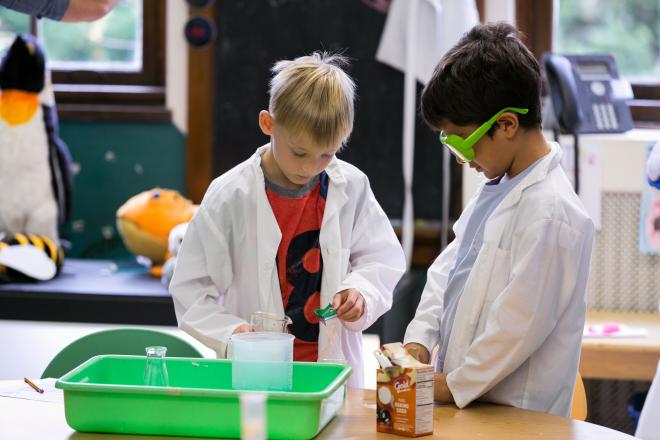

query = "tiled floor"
[{"left": 0, "top": 319, "right": 380, "bottom": 389}]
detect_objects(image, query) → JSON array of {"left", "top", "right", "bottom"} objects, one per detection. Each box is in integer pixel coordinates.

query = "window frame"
[
  {"left": 26, "top": 0, "right": 169, "bottom": 122},
  {"left": 516, "top": 0, "right": 660, "bottom": 126}
]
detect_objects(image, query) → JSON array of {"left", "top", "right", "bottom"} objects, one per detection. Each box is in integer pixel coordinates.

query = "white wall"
[
  {"left": 484, "top": 0, "right": 516, "bottom": 24},
  {"left": 580, "top": 130, "right": 660, "bottom": 193},
  {"left": 166, "top": 0, "right": 188, "bottom": 134}
]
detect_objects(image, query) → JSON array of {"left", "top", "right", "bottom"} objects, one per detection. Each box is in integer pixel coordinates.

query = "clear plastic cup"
[
  {"left": 240, "top": 392, "right": 266, "bottom": 440},
  {"left": 231, "top": 332, "right": 295, "bottom": 391}
]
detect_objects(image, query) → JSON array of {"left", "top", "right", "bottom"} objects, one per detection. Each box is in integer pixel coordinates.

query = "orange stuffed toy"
[{"left": 116, "top": 188, "right": 197, "bottom": 277}]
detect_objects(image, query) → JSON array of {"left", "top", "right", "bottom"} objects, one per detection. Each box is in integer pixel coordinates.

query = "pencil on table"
[{"left": 24, "top": 377, "right": 44, "bottom": 394}]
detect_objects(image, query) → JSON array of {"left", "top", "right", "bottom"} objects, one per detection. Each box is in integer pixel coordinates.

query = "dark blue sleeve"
[
  {"left": 649, "top": 178, "right": 660, "bottom": 190},
  {"left": 0, "top": 0, "right": 70, "bottom": 20}
]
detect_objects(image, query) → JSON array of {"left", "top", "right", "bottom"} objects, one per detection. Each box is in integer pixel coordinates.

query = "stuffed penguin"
[{"left": 0, "top": 34, "right": 73, "bottom": 243}]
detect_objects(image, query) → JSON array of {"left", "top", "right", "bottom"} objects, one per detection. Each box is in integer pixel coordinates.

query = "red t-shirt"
[{"left": 265, "top": 172, "right": 329, "bottom": 361}]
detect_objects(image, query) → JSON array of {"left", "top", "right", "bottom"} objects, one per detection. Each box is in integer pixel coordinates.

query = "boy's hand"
[
  {"left": 433, "top": 372, "right": 455, "bottom": 404},
  {"left": 404, "top": 342, "right": 430, "bottom": 364},
  {"left": 332, "top": 288, "right": 365, "bottom": 322},
  {"left": 232, "top": 324, "right": 254, "bottom": 334}
]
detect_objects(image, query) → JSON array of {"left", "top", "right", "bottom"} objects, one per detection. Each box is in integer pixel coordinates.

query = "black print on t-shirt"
[{"left": 285, "top": 229, "right": 323, "bottom": 342}]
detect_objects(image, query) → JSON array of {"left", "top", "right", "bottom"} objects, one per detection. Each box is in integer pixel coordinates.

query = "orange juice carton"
[{"left": 375, "top": 343, "right": 434, "bottom": 437}]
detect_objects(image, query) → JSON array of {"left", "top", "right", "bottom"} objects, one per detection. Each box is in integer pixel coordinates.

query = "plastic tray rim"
[{"left": 55, "top": 355, "right": 352, "bottom": 401}]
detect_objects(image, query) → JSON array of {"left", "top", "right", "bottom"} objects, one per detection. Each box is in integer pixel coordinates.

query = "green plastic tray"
[{"left": 56, "top": 355, "right": 351, "bottom": 439}]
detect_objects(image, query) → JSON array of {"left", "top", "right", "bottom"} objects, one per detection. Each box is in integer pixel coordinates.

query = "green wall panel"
[{"left": 58, "top": 121, "right": 186, "bottom": 259}]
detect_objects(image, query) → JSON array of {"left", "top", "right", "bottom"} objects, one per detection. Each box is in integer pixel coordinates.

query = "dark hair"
[{"left": 420, "top": 22, "right": 541, "bottom": 132}]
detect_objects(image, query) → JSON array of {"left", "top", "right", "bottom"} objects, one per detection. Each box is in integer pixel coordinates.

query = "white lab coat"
[
  {"left": 636, "top": 360, "right": 660, "bottom": 440},
  {"left": 170, "top": 145, "right": 406, "bottom": 388},
  {"left": 404, "top": 142, "right": 595, "bottom": 417},
  {"left": 376, "top": 0, "right": 479, "bottom": 84}
]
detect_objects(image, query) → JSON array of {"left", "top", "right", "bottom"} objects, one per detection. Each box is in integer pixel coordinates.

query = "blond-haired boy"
[{"left": 170, "top": 52, "right": 406, "bottom": 387}]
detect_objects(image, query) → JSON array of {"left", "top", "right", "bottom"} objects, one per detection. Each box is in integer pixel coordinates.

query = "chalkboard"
[{"left": 212, "top": 0, "right": 461, "bottom": 220}]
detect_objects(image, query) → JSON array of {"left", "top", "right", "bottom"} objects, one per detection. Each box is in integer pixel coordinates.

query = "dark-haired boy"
[{"left": 404, "top": 22, "right": 595, "bottom": 417}]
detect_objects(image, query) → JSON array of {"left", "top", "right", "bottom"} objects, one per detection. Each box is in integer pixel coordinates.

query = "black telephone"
[
  {"left": 542, "top": 53, "right": 634, "bottom": 134},
  {"left": 542, "top": 53, "right": 634, "bottom": 195}
]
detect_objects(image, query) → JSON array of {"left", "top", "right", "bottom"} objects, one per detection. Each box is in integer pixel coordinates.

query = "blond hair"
[{"left": 269, "top": 52, "right": 355, "bottom": 149}]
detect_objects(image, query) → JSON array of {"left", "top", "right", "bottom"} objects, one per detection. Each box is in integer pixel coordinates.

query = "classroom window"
[
  {"left": 555, "top": 0, "right": 659, "bottom": 83},
  {"left": 0, "top": 9, "right": 29, "bottom": 48},
  {"left": 39, "top": 0, "right": 143, "bottom": 73},
  {"left": 518, "top": 0, "right": 660, "bottom": 125},
  {"left": 0, "top": 0, "right": 168, "bottom": 122}
]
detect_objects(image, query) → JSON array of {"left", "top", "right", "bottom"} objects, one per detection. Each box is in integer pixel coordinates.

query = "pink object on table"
[
  {"left": 602, "top": 322, "right": 621, "bottom": 334},
  {"left": 584, "top": 322, "right": 648, "bottom": 338}
]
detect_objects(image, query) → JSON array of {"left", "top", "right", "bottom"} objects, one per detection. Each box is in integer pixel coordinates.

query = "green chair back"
[{"left": 41, "top": 328, "right": 203, "bottom": 378}]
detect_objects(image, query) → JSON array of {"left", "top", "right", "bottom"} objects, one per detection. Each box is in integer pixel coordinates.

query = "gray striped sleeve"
[{"left": 0, "top": 0, "right": 70, "bottom": 20}]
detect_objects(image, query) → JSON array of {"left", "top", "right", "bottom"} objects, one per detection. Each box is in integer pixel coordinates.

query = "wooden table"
[
  {"left": 581, "top": 310, "right": 660, "bottom": 381},
  {"left": 0, "top": 388, "right": 634, "bottom": 439}
]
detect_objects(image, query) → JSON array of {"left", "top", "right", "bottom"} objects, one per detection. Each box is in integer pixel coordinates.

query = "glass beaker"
[
  {"left": 250, "top": 311, "right": 293, "bottom": 333},
  {"left": 144, "top": 346, "right": 169, "bottom": 386}
]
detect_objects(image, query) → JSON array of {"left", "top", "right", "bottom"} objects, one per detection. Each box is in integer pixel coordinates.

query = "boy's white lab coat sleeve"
[
  {"left": 403, "top": 237, "right": 458, "bottom": 353},
  {"left": 338, "top": 185, "right": 406, "bottom": 332},
  {"left": 169, "top": 206, "right": 246, "bottom": 357},
  {"left": 446, "top": 218, "right": 594, "bottom": 408}
]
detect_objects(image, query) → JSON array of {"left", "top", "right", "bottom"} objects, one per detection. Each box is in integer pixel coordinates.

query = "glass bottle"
[{"left": 144, "top": 346, "right": 169, "bottom": 386}]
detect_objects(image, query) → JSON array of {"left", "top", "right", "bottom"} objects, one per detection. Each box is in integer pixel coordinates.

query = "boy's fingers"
[
  {"left": 341, "top": 294, "right": 364, "bottom": 321},
  {"left": 233, "top": 323, "right": 253, "bottom": 334},
  {"left": 332, "top": 291, "right": 345, "bottom": 310},
  {"left": 351, "top": 295, "right": 364, "bottom": 320},
  {"left": 336, "top": 291, "right": 358, "bottom": 316},
  {"left": 332, "top": 289, "right": 365, "bottom": 321}
]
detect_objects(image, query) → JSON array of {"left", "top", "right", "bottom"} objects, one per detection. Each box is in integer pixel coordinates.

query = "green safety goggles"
[{"left": 439, "top": 107, "right": 529, "bottom": 163}]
